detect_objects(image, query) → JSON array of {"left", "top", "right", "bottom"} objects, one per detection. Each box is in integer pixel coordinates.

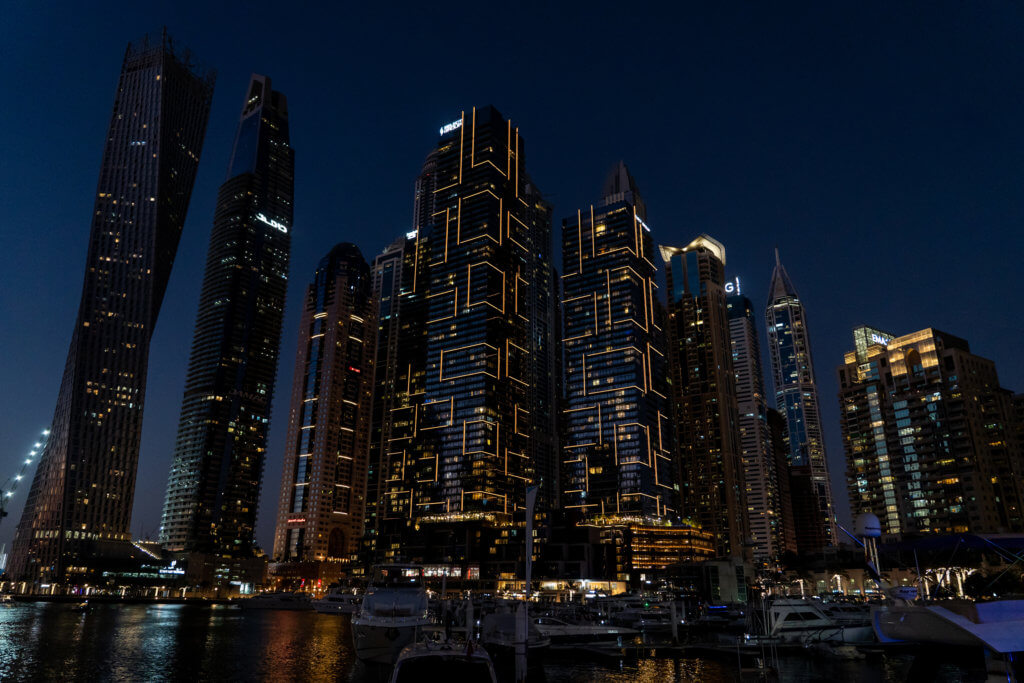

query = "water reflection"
[
  {"left": 544, "top": 655, "right": 733, "bottom": 683},
  {"left": 0, "top": 604, "right": 992, "bottom": 682},
  {"left": 0, "top": 604, "right": 359, "bottom": 681}
]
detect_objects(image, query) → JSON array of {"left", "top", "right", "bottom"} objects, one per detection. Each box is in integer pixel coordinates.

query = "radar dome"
[{"left": 854, "top": 513, "right": 882, "bottom": 538}]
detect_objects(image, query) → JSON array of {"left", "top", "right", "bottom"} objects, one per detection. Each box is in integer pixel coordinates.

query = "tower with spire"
[
  {"left": 561, "top": 162, "right": 676, "bottom": 522},
  {"left": 765, "top": 249, "right": 836, "bottom": 552}
]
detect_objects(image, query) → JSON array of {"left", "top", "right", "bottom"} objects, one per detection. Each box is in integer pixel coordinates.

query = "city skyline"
[{"left": 4, "top": 4, "right": 1024, "bottom": 557}]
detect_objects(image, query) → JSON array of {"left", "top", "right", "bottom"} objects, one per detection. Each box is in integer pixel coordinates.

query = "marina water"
[{"left": 0, "top": 602, "right": 994, "bottom": 681}]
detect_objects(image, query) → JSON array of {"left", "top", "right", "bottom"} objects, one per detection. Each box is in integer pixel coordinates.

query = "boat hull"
[
  {"left": 352, "top": 623, "right": 423, "bottom": 664},
  {"left": 872, "top": 602, "right": 1024, "bottom": 653},
  {"left": 535, "top": 626, "right": 639, "bottom": 645},
  {"left": 778, "top": 624, "right": 875, "bottom": 644},
  {"left": 238, "top": 598, "right": 313, "bottom": 611},
  {"left": 312, "top": 602, "right": 359, "bottom": 615}
]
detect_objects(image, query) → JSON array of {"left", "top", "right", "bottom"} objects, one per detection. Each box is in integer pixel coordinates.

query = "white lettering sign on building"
[
  {"left": 439, "top": 119, "right": 463, "bottom": 135},
  {"left": 255, "top": 212, "right": 288, "bottom": 234}
]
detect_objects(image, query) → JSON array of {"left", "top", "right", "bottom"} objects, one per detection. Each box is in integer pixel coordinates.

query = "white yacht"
[
  {"left": 481, "top": 611, "right": 551, "bottom": 658},
  {"left": 312, "top": 586, "right": 362, "bottom": 615},
  {"left": 352, "top": 564, "right": 431, "bottom": 664},
  {"left": 873, "top": 599, "right": 1024, "bottom": 653},
  {"left": 600, "top": 597, "right": 677, "bottom": 632},
  {"left": 759, "top": 598, "right": 874, "bottom": 644},
  {"left": 389, "top": 640, "right": 497, "bottom": 683},
  {"left": 238, "top": 592, "right": 313, "bottom": 611},
  {"left": 532, "top": 616, "right": 639, "bottom": 644}
]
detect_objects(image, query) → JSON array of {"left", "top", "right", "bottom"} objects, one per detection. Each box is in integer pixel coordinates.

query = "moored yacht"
[
  {"left": 389, "top": 640, "right": 497, "bottom": 683},
  {"left": 872, "top": 598, "right": 1024, "bottom": 653},
  {"left": 352, "top": 564, "right": 431, "bottom": 664},
  {"left": 759, "top": 598, "right": 873, "bottom": 644},
  {"left": 532, "top": 616, "right": 639, "bottom": 644},
  {"left": 481, "top": 611, "right": 551, "bottom": 661},
  {"left": 312, "top": 586, "right": 362, "bottom": 615},
  {"left": 599, "top": 596, "right": 678, "bottom": 632},
  {"left": 238, "top": 592, "right": 314, "bottom": 611}
]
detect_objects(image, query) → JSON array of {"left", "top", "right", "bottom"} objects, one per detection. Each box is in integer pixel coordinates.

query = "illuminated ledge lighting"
[
  {"left": 581, "top": 513, "right": 702, "bottom": 529},
  {"left": 417, "top": 512, "right": 504, "bottom": 525},
  {"left": 659, "top": 234, "right": 726, "bottom": 266}
]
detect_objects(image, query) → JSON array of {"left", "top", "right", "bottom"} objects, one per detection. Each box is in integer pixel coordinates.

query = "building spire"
[
  {"left": 768, "top": 247, "right": 798, "bottom": 301},
  {"left": 601, "top": 160, "right": 647, "bottom": 220}
]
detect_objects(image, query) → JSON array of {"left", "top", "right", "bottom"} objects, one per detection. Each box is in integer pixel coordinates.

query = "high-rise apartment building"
[
  {"left": 561, "top": 163, "right": 675, "bottom": 522},
  {"left": 160, "top": 75, "right": 293, "bottom": 560},
  {"left": 9, "top": 33, "right": 214, "bottom": 581},
  {"left": 366, "top": 153, "right": 438, "bottom": 567},
  {"left": 727, "top": 294, "right": 795, "bottom": 567},
  {"left": 381, "top": 107, "right": 556, "bottom": 578},
  {"left": 765, "top": 250, "right": 835, "bottom": 551},
  {"left": 765, "top": 408, "right": 797, "bottom": 558},
  {"left": 363, "top": 235, "right": 411, "bottom": 562},
  {"left": 663, "top": 236, "right": 749, "bottom": 558},
  {"left": 272, "top": 244, "right": 375, "bottom": 564},
  {"left": 839, "top": 327, "right": 1024, "bottom": 536}
]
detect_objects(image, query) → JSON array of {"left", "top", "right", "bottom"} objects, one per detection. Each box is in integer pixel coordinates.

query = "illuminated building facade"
[
  {"left": 9, "top": 33, "right": 214, "bottom": 581},
  {"left": 765, "top": 408, "right": 797, "bottom": 556},
  {"left": 727, "top": 294, "right": 795, "bottom": 567},
  {"left": 272, "top": 244, "right": 375, "bottom": 564},
  {"left": 382, "top": 107, "right": 557, "bottom": 578},
  {"left": 160, "top": 75, "right": 293, "bottom": 559},
  {"left": 369, "top": 153, "right": 438, "bottom": 567},
  {"left": 363, "top": 232, "right": 425, "bottom": 563},
  {"left": 839, "top": 327, "right": 1024, "bottom": 536},
  {"left": 663, "top": 236, "right": 749, "bottom": 558},
  {"left": 623, "top": 523, "right": 715, "bottom": 572},
  {"left": 561, "top": 162, "right": 675, "bottom": 522},
  {"left": 765, "top": 249, "right": 836, "bottom": 551}
]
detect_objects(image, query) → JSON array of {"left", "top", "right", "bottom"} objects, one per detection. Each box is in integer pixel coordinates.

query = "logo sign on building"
[
  {"left": 439, "top": 119, "right": 463, "bottom": 135},
  {"left": 255, "top": 212, "right": 288, "bottom": 234},
  {"left": 871, "top": 333, "right": 892, "bottom": 346},
  {"left": 724, "top": 276, "right": 742, "bottom": 295}
]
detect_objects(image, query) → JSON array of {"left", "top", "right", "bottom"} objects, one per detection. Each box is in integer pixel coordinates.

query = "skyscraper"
[
  {"left": 561, "top": 163, "right": 675, "bottom": 522},
  {"left": 764, "top": 249, "right": 835, "bottom": 551},
  {"left": 272, "top": 244, "right": 375, "bottom": 565},
  {"left": 663, "top": 236, "right": 749, "bottom": 558},
  {"left": 382, "top": 106, "right": 556, "bottom": 579},
  {"left": 363, "top": 236, "right": 408, "bottom": 563},
  {"left": 160, "top": 75, "right": 293, "bottom": 563},
  {"left": 727, "top": 293, "right": 795, "bottom": 567},
  {"left": 364, "top": 230, "right": 431, "bottom": 564},
  {"left": 839, "top": 327, "right": 1024, "bottom": 536},
  {"left": 368, "top": 154, "right": 437, "bottom": 567},
  {"left": 8, "top": 33, "right": 214, "bottom": 582}
]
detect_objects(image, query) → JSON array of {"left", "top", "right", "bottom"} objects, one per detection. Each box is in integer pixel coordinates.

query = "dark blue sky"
[{"left": 2, "top": 2, "right": 1023, "bottom": 553}]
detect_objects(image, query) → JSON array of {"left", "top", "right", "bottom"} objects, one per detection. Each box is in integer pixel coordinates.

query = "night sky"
[{"left": 2, "top": 2, "right": 1023, "bottom": 554}]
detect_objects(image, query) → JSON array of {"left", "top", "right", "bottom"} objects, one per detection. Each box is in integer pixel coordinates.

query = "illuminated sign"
[
  {"left": 255, "top": 212, "right": 288, "bottom": 234},
  {"left": 406, "top": 230, "right": 418, "bottom": 240},
  {"left": 871, "top": 333, "right": 891, "bottom": 346},
  {"left": 439, "top": 119, "right": 463, "bottom": 135},
  {"left": 724, "top": 276, "right": 742, "bottom": 295},
  {"left": 287, "top": 517, "right": 306, "bottom": 524}
]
